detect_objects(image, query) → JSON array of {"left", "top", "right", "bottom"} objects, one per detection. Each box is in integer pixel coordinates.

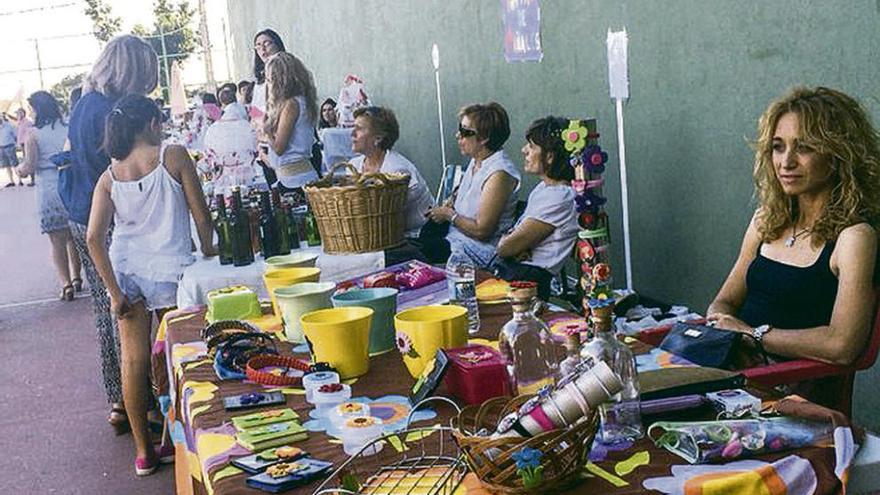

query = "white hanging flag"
[{"left": 606, "top": 29, "right": 629, "bottom": 100}]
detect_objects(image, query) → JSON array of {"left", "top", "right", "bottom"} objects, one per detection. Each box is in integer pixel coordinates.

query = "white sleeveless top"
[
  {"left": 447, "top": 150, "right": 521, "bottom": 266},
  {"left": 108, "top": 143, "right": 195, "bottom": 282}
]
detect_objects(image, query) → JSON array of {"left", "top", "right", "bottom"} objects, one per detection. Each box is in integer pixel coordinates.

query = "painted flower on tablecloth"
[
  {"left": 396, "top": 331, "right": 420, "bottom": 359},
  {"left": 642, "top": 456, "right": 817, "bottom": 495},
  {"left": 303, "top": 395, "right": 437, "bottom": 434},
  {"left": 562, "top": 120, "right": 588, "bottom": 154}
]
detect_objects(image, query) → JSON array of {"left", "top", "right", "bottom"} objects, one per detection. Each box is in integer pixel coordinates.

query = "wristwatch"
[{"left": 751, "top": 324, "right": 773, "bottom": 343}]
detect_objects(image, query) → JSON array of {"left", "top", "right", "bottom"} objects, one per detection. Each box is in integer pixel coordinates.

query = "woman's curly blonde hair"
[
  {"left": 753, "top": 87, "right": 880, "bottom": 245},
  {"left": 264, "top": 52, "right": 317, "bottom": 139}
]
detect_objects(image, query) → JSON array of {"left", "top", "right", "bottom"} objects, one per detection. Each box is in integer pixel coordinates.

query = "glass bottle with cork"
[
  {"left": 581, "top": 296, "right": 643, "bottom": 444},
  {"left": 497, "top": 281, "right": 560, "bottom": 395}
]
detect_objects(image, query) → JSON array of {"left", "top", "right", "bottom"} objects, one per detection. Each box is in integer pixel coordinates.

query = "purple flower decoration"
[
  {"left": 574, "top": 191, "right": 607, "bottom": 213},
  {"left": 583, "top": 145, "right": 608, "bottom": 170}
]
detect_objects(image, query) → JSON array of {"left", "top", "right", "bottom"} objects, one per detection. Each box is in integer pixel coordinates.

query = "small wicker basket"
[
  {"left": 304, "top": 162, "right": 410, "bottom": 254},
  {"left": 451, "top": 395, "right": 599, "bottom": 494}
]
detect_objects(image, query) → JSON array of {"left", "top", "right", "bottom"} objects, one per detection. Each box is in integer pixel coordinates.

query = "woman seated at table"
[
  {"left": 494, "top": 116, "right": 578, "bottom": 300},
  {"left": 350, "top": 106, "right": 434, "bottom": 239},
  {"left": 707, "top": 87, "right": 880, "bottom": 403},
  {"left": 427, "top": 102, "right": 520, "bottom": 267}
]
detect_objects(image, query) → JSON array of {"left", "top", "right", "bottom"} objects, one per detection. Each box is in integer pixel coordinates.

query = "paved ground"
[{"left": 0, "top": 180, "right": 175, "bottom": 494}]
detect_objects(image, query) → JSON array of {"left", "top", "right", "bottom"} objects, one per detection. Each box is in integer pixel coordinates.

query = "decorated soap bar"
[
  {"left": 231, "top": 407, "right": 299, "bottom": 431},
  {"left": 231, "top": 445, "right": 308, "bottom": 474},
  {"left": 206, "top": 285, "right": 262, "bottom": 322}
]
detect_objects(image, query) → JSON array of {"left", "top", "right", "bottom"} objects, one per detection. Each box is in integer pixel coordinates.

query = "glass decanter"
[
  {"left": 580, "top": 298, "right": 644, "bottom": 444},
  {"left": 497, "top": 282, "right": 560, "bottom": 395}
]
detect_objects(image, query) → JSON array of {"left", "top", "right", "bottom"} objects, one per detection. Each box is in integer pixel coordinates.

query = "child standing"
[{"left": 87, "top": 95, "right": 216, "bottom": 475}]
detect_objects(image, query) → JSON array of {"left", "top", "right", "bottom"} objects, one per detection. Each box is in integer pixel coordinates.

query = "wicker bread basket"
[
  {"left": 451, "top": 395, "right": 599, "bottom": 494},
  {"left": 304, "top": 162, "right": 410, "bottom": 254}
]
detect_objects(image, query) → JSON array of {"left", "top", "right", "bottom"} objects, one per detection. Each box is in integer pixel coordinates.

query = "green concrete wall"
[{"left": 226, "top": 0, "right": 880, "bottom": 426}]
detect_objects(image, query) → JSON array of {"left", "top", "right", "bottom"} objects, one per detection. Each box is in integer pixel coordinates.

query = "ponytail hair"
[{"left": 103, "top": 94, "right": 162, "bottom": 160}]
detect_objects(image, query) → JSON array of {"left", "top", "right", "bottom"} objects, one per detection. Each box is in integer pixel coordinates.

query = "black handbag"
[{"left": 659, "top": 322, "right": 743, "bottom": 369}]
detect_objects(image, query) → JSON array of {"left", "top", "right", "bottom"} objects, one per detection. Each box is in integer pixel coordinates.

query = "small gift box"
[{"left": 445, "top": 344, "right": 508, "bottom": 405}]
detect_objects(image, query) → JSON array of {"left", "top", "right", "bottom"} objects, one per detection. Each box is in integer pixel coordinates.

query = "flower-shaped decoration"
[
  {"left": 592, "top": 263, "right": 611, "bottom": 283},
  {"left": 574, "top": 191, "right": 607, "bottom": 213},
  {"left": 318, "top": 383, "right": 344, "bottom": 394},
  {"left": 396, "top": 331, "right": 420, "bottom": 359},
  {"left": 346, "top": 416, "right": 378, "bottom": 428},
  {"left": 257, "top": 409, "right": 286, "bottom": 419},
  {"left": 275, "top": 446, "right": 304, "bottom": 459},
  {"left": 339, "top": 402, "right": 364, "bottom": 414},
  {"left": 304, "top": 395, "right": 436, "bottom": 434},
  {"left": 240, "top": 392, "right": 265, "bottom": 405},
  {"left": 562, "top": 120, "right": 588, "bottom": 154},
  {"left": 267, "top": 461, "right": 305, "bottom": 478},
  {"left": 577, "top": 240, "right": 595, "bottom": 262},
  {"left": 512, "top": 447, "right": 545, "bottom": 489},
  {"left": 583, "top": 145, "right": 608, "bottom": 168}
]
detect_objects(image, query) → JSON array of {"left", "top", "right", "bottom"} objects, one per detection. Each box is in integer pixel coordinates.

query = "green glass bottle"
[
  {"left": 305, "top": 208, "right": 321, "bottom": 247},
  {"left": 214, "top": 194, "right": 233, "bottom": 265},
  {"left": 258, "top": 190, "right": 279, "bottom": 258},
  {"left": 286, "top": 201, "right": 302, "bottom": 250},
  {"left": 271, "top": 188, "right": 291, "bottom": 255},
  {"left": 230, "top": 187, "right": 255, "bottom": 266}
]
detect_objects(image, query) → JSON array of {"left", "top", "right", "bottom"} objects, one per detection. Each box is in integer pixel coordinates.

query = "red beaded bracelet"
[{"left": 245, "top": 354, "right": 311, "bottom": 387}]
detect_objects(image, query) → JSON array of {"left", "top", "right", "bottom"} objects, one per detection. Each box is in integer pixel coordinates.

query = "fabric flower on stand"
[{"left": 562, "top": 120, "right": 589, "bottom": 154}]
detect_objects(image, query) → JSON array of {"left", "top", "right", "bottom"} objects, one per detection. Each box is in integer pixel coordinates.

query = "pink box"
[{"left": 445, "top": 344, "right": 509, "bottom": 405}]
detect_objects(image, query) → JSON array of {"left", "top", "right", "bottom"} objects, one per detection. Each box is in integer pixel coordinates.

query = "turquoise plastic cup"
[{"left": 331, "top": 288, "right": 399, "bottom": 356}]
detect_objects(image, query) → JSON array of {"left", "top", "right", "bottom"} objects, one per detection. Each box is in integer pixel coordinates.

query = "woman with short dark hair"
[
  {"left": 494, "top": 116, "right": 578, "bottom": 299},
  {"left": 427, "top": 102, "right": 520, "bottom": 267}
]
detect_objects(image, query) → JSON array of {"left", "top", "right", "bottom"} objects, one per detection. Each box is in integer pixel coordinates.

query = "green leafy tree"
[
  {"left": 138, "top": 0, "right": 198, "bottom": 99},
  {"left": 83, "top": 0, "right": 121, "bottom": 43},
  {"left": 49, "top": 73, "right": 86, "bottom": 114}
]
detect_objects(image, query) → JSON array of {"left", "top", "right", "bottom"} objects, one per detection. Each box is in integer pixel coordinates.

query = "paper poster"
[{"left": 501, "top": 0, "right": 543, "bottom": 62}]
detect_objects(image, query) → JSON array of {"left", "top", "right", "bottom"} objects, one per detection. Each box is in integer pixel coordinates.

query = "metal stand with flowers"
[{"left": 561, "top": 119, "right": 615, "bottom": 318}]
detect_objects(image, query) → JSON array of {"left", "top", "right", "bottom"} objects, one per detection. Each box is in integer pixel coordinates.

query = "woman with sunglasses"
[{"left": 427, "top": 102, "right": 520, "bottom": 267}]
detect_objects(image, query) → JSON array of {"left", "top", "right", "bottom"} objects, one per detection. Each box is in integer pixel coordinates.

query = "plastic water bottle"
[{"left": 446, "top": 252, "right": 480, "bottom": 334}]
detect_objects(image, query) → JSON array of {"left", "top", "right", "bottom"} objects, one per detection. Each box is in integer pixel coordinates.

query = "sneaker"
[
  {"left": 156, "top": 443, "right": 175, "bottom": 464},
  {"left": 134, "top": 456, "right": 159, "bottom": 477},
  {"left": 3, "top": 183, "right": 13, "bottom": 188}
]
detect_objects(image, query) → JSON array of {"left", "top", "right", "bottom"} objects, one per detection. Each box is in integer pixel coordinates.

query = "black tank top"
[{"left": 738, "top": 242, "right": 838, "bottom": 329}]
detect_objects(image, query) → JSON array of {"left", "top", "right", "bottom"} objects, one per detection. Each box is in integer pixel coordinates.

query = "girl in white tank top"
[{"left": 85, "top": 95, "right": 216, "bottom": 475}]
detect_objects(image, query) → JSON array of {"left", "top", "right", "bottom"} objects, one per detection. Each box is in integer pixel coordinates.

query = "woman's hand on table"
[
  {"left": 706, "top": 312, "right": 753, "bottom": 335},
  {"left": 427, "top": 205, "right": 455, "bottom": 224}
]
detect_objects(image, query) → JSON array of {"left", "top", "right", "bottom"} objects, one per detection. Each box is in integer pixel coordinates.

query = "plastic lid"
[
  {"left": 302, "top": 371, "right": 339, "bottom": 390},
  {"left": 312, "top": 383, "right": 351, "bottom": 404}
]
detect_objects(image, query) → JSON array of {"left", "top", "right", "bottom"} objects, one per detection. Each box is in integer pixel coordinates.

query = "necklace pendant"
[{"left": 785, "top": 236, "right": 795, "bottom": 248}]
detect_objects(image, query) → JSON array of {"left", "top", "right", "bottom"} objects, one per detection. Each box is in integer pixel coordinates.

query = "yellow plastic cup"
[
  {"left": 300, "top": 307, "right": 374, "bottom": 379},
  {"left": 262, "top": 267, "right": 321, "bottom": 317},
  {"left": 394, "top": 305, "right": 468, "bottom": 378}
]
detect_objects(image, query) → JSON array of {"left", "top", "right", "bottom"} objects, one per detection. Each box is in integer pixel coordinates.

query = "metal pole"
[
  {"left": 198, "top": 0, "right": 216, "bottom": 91},
  {"left": 159, "top": 24, "right": 171, "bottom": 99},
  {"left": 431, "top": 44, "right": 447, "bottom": 203},
  {"left": 34, "top": 39, "right": 44, "bottom": 89},
  {"left": 615, "top": 97, "right": 633, "bottom": 291},
  {"left": 221, "top": 18, "right": 232, "bottom": 80}
]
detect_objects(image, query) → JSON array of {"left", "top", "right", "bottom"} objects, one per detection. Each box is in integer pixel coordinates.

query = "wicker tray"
[
  {"left": 304, "top": 162, "right": 410, "bottom": 254},
  {"left": 451, "top": 395, "right": 599, "bottom": 494}
]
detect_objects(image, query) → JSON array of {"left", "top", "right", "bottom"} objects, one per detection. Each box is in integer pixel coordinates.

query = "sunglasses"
[{"left": 458, "top": 123, "right": 477, "bottom": 138}]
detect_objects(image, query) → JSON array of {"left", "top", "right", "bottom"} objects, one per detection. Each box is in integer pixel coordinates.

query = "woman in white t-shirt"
[
  {"left": 495, "top": 116, "right": 578, "bottom": 299},
  {"left": 350, "top": 106, "right": 434, "bottom": 239}
]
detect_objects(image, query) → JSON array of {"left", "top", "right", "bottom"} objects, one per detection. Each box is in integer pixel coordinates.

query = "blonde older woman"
[{"left": 60, "top": 34, "right": 159, "bottom": 436}]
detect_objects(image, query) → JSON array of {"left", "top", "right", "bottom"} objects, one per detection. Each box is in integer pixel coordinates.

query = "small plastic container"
[
  {"left": 338, "top": 416, "right": 384, "bottom": 456},
  {"left": 445, "top": 344, "right": 508, "bottom": 405},
  {"left": 311, "top": 383, "right": 351, "bottom": 418},
  {"left": 303, "top": 371, "right": 340, "bottom": 403},
  {"left": 328, "top": 402, "right": 371, "bottom": 437}
]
